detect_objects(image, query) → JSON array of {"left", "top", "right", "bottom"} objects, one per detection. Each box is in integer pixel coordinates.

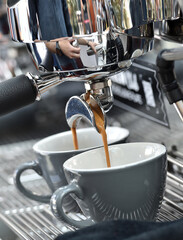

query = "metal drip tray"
[
  {"left": 0, "top": 141, "right": 183, "bottom": 239},
  {"left": 0, "top": 188, "right": 75, "bottom": 240}
]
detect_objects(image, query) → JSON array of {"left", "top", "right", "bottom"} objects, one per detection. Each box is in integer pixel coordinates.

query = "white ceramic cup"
[{"left": 50, "top": 142, "right": 167, "bottom": 227}]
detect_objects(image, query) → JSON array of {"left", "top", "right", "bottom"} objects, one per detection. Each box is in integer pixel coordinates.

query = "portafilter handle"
[
  {"left": 0, "top": 74, "right": 38, "bottom": 116},
  {"left": 0, "top": 72, "right": 61, "bottom": 116}
]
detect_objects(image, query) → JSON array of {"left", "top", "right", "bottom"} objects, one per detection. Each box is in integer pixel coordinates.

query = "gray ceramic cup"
[
  {"left": 50, "top": 142, "right": 167, "bottom": 227},
  {"left": 14, "top": 127, "right": 129, "bottom": 211}
]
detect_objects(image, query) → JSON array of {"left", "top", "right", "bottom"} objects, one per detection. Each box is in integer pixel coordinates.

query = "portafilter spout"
[
  {"left": 65, "top": 94, "right": 107, "bottom": 133},
  {"left": 65, "top": 76, "right": 113, "bottom": 132}
]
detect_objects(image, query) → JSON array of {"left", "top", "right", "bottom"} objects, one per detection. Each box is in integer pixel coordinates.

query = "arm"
[{"left": 46, "top": 39, "right": 81, "bottom": 59}]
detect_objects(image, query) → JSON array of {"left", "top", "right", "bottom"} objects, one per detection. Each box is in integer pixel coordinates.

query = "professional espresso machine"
[
  {"left": 1, "top": 0, "right": 183, "bottom": 131},
  {"left": 1, "top": 0, "right": 183, "bottom": 239}
]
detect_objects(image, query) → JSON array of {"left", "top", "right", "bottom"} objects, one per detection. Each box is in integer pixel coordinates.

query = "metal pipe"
[
  {"left": 174, "top": 101, "right": 183, "bottom": 122},
  {"left": 161, "top": 48, "right": 183, "bottom": 62}
]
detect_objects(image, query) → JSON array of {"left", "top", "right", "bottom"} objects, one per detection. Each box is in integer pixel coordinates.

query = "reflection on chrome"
[
  {"left": 26, "top": 29, "right": 153, "bottom": 78},
  {"left": 7, "top": 0, "right": 110, "bottom": 42},
  {"left": 159, "top": 17, "right": 183, "bottom": 43},
  {"left": 4, "top": 0, "right": 183, "bottom": 114},
  {"left": 6, "top": 0, "right": 183, "bottom": 78},
  {"left": 7, "top": 0, "right": 181, "bottom": 43}
]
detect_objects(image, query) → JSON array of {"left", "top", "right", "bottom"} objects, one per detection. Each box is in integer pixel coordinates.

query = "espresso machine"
[
  {"left": 0, "top": 0, "right": 155, "bottom": 129},
  {"left": 1, "top": 0, "right": 183, "bottom": 239},
  {"left": 2, "top": 0, "right": 183, "bottom": 132}
]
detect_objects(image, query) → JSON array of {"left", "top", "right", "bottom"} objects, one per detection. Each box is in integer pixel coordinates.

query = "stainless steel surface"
[
  {"left": 7, "top": 0, "right": 182, "bottom": 79},
  {"left": 159, "top": 17, "right": 183, "bottom": 43},
  {"left": 119, "top": 0, "right": 181, "bottom": 29},
  {"left": 5, "top": 0, "right": 161, "bottom": 119},
  {"left": 25, "top": 31, "right": 153, "bottom": 78},
  {"left": 26, "top": 72, "right": 61, "bottom": 101},
  {"left": 0, "top": 133, "right": 183, "bottom": 239},
  {"left": 84, "top": 78, "right": 113, "bottom": 112},
  {"left": 178, "top": 0, "right": 183, "bottom": 11},
  {"left": 7, "top": 0, "right": 154, "bottom": 78},
  {"left": 174, "top": 101, "right": 183, "bottom": 122},
  {"left": 161, "top": 48, "right": 183, "bottom": 61},
  {"left": 6, "top": 0, "right": 183, "bottom": 120},
  {"left": 7, "top": 0, "right": 181, "bottom": 43},
  {"left": 65, "top": 94, "right": 106, "bottom": 132}
]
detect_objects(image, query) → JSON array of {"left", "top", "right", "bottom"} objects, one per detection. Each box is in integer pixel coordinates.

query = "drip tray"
[
  {"left": 0, "top": 219, "right": 21, "bottom": 240},
  {"left": 0, "top": 141, "right": 183, "bottom": 239}
]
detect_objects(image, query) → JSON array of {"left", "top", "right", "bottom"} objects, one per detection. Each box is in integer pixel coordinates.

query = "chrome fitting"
[
  {"left": 65, "top": 95, "right": 106, "bottom": 132},
  {"left": 26, "top": 72, "right": 62, "bottom": 101},
  {"left": 26, "top": 72, "right": 41, "bottom": 101},
  {"left": 84, "top": 78, "right": 114, "bottom": 113}
]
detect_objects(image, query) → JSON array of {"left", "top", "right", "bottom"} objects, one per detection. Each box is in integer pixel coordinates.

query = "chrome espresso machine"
[
  {"left": 1, "top": 0, "right": 183, "bottom": 239},
  {"left": 2, "top": 0, "right": 183, "bottom": 130}
]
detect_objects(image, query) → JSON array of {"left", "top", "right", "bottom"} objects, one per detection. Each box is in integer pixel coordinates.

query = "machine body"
[{"left": 1, "top": 0, "right": 183, "bottom": 129}]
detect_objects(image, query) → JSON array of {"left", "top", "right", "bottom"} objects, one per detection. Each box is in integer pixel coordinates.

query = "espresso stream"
[
  {"left": 71, "top": 127, "right": 79, "bottom": 150},
  {"left": 71, "top": 95, "right": 111, "bottom": 168}
]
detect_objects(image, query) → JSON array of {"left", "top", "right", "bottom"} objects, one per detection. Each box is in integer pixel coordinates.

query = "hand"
[
  {"left": 59, "top": 39, "right": 81, "bottom": 59},
  {"left": 88, "top": 41, "right": 98, "bottom": 54}
]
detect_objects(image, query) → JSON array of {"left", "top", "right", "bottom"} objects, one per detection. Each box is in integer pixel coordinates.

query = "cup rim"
[
  {"left": 33, "top": 127, "right": 129, "bottom": 154},
  {"left": 63, "top": 142, "right": 166, "bottom": 173}
]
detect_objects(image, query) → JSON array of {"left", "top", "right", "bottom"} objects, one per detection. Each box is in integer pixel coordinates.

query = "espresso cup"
[
  {"left": 14, "top": 127, "right": 129, "bottom": 211},
  {"left": 50, "top": 142, "right": 167, "bottom": 227}
]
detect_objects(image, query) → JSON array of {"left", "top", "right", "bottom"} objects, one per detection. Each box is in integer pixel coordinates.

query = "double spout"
[{"left": 65, "top": 94, "right": 107, "bottom": 133}]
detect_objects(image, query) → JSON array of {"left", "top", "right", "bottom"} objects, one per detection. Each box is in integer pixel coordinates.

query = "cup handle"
[
  {"left": 14, "top": 161, "right": 51, "bottom": 203},
  {"left": 50, "top": 181, "right": 94, "bottom": 228}
]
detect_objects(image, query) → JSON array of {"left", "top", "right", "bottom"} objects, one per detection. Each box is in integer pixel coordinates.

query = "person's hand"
[
  {"left": 59, "top": 39, "right": 80, "bottom": 59},
  {"left": 88, "top": 41, "right": 98, "bottom": 53}
]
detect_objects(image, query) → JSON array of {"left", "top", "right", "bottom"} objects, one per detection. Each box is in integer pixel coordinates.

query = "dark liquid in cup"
[{"left": 71, "top": 94, "right": 111, "bottom": 168}]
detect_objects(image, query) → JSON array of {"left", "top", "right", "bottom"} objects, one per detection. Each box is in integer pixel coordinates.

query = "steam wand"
[{"left": 156, "top": 48, "right": 183, "bottom": 121}]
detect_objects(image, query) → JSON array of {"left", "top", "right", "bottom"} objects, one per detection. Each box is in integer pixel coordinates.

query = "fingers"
[
  {"left": 91, "top": 46, "right": 97, "bottom": 53},
  {"left": 69, "top": 52, "right": 80, "bottom": 59},
  {"left": 64, "top": 46, "right": 81, "bottom": 59},
  {"left": 71, "top": 45, "right": 80, "bottom": 53},
  {"left": 59, "top": 40, "right": 81, "bottom": 59},
  {"left": 68, "top": 45, "right": 80, "bottom": 58},
  {"left": 90, "top": 43, "right": 97, "bottom": 53}
]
